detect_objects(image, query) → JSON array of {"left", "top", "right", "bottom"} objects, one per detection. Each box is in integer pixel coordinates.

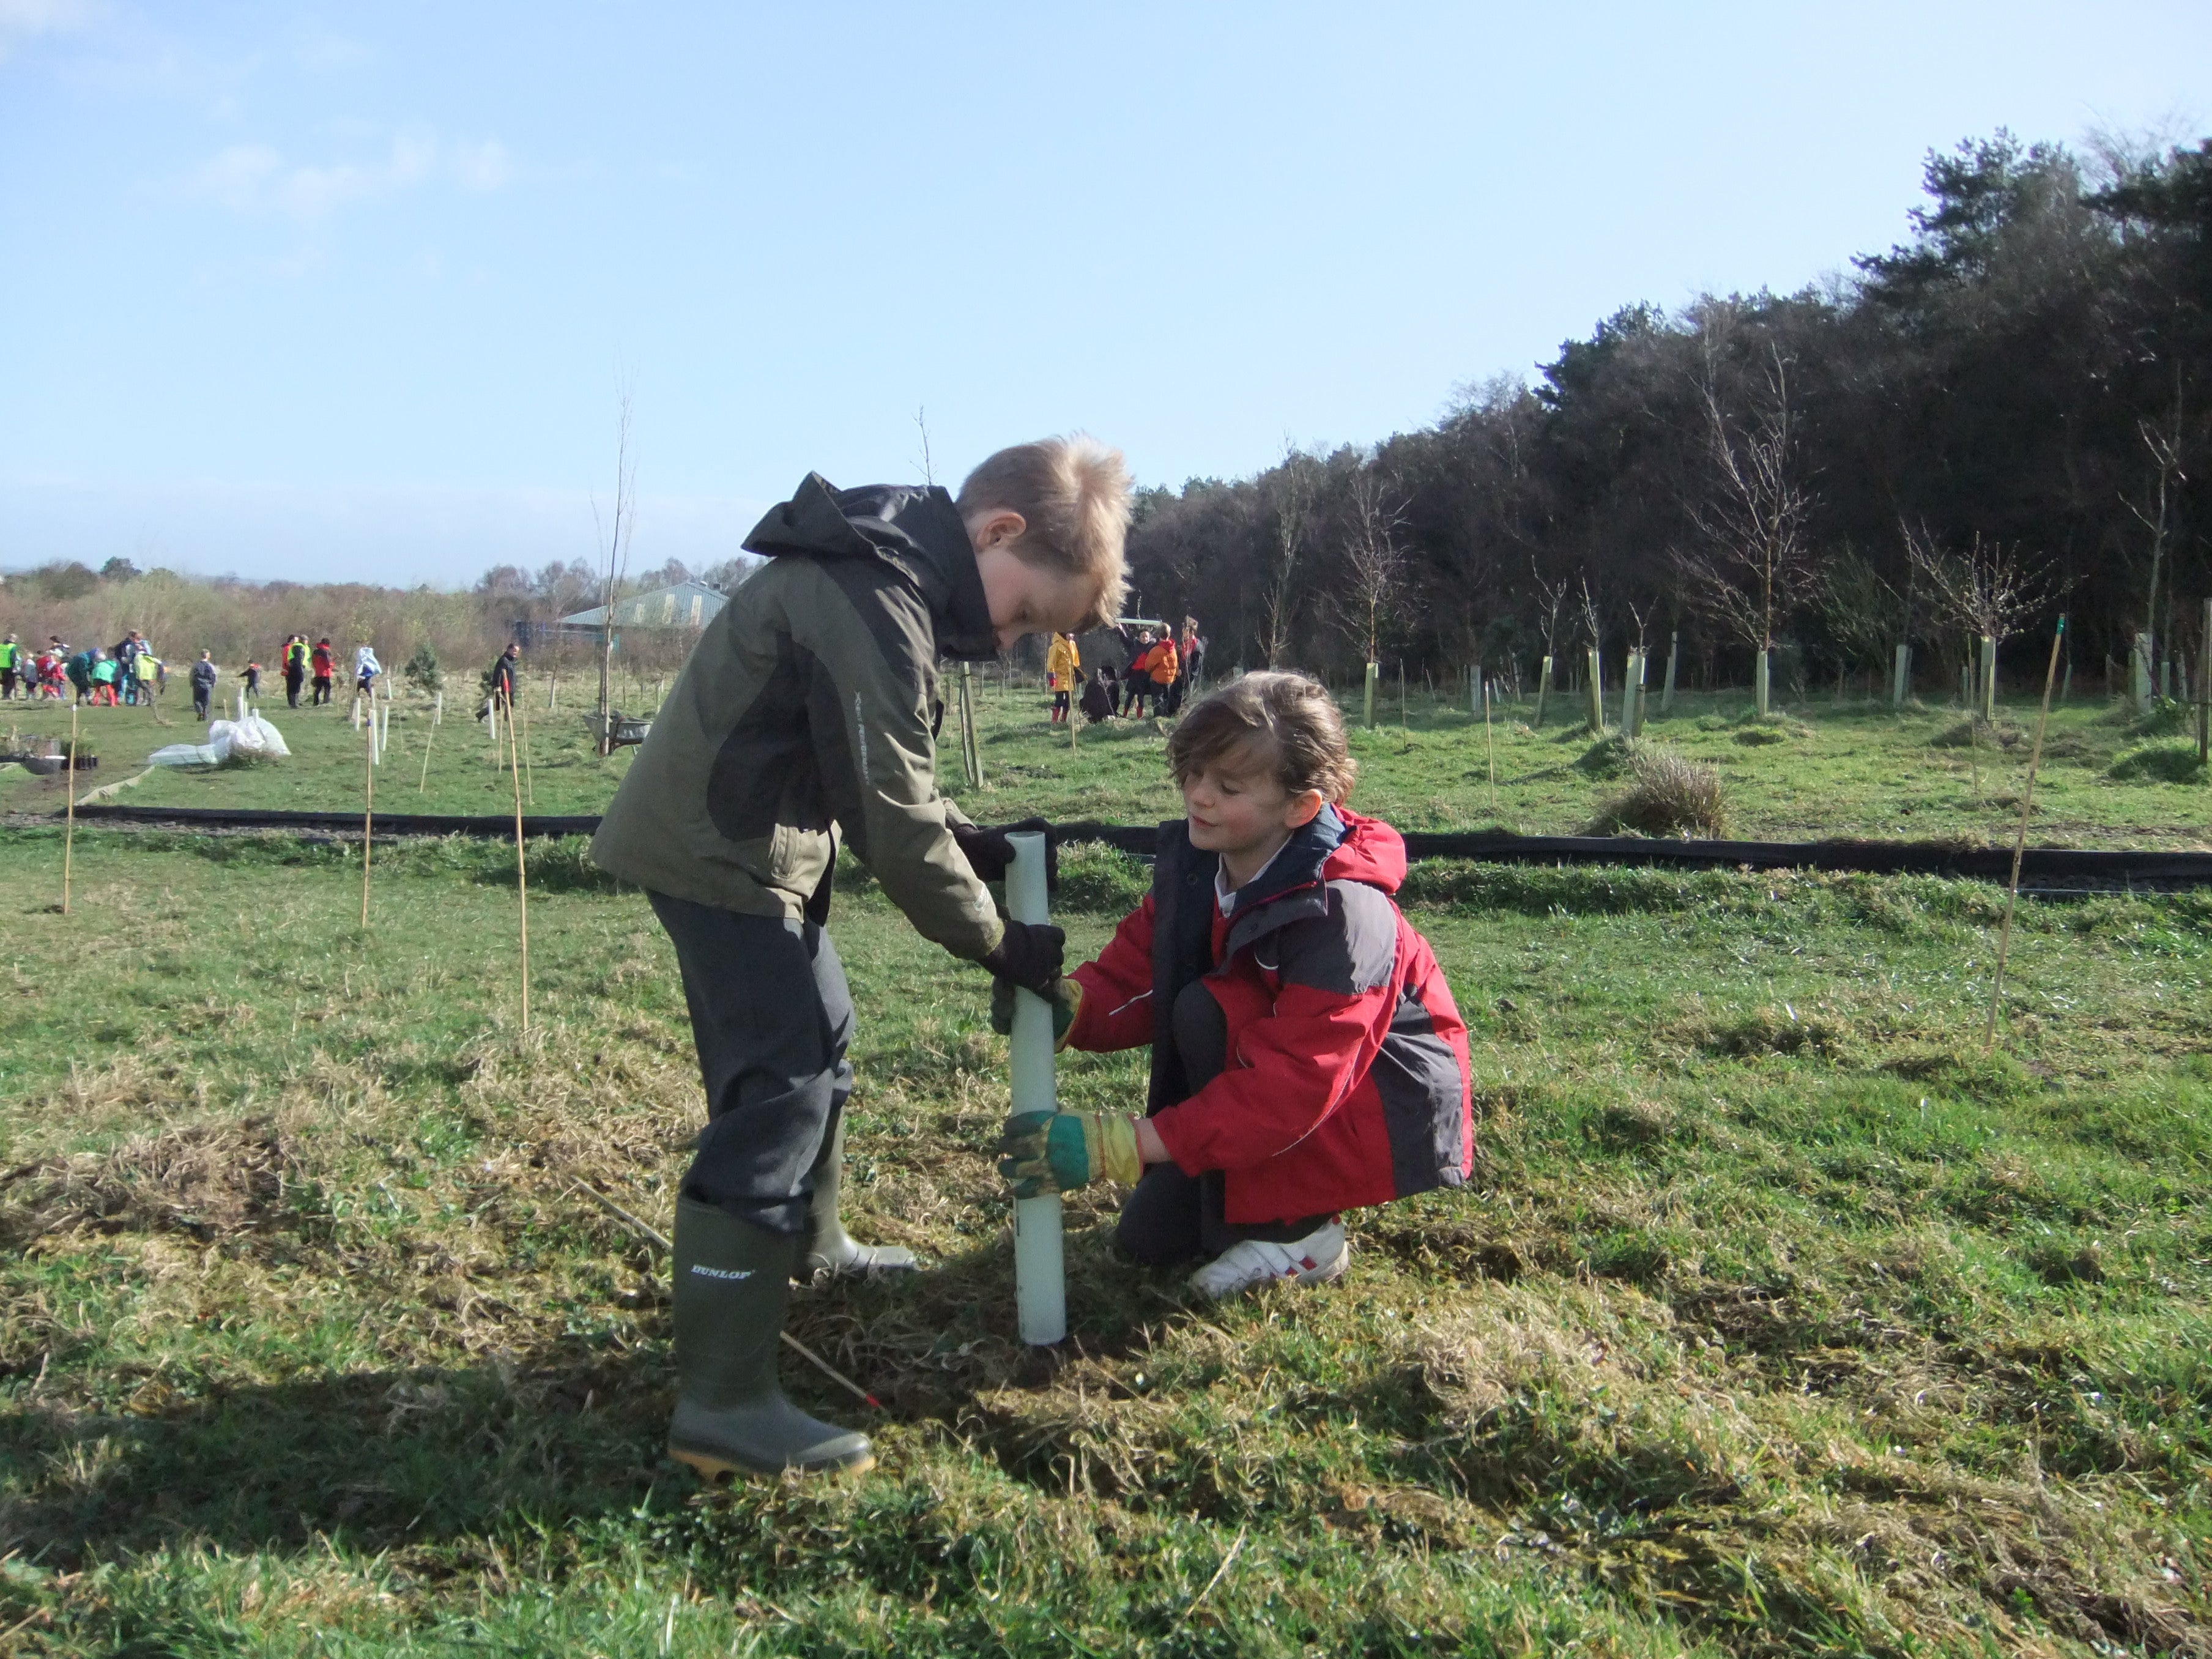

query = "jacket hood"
[
  {"left": 1320, "top": 806, "right": 1406, "bottom": 894},
  {"left": 743, "top": 473, "right": 997, "bottom": 659},
  {"left": 1194, "top": 802, "right": 1407, "bottom": 960}
]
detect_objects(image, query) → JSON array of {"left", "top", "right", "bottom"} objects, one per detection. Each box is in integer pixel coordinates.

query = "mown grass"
[
  {"left": 9, "top": 677, "right": 2212, "bottom": 848},
  {"left": 3, "top": 823, "right": 2209, "bottom": 1655}
]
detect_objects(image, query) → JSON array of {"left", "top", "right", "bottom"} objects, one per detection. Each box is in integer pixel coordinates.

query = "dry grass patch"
[{"left": 1586, "top": 744, "right": 1731, "bottom": 838}]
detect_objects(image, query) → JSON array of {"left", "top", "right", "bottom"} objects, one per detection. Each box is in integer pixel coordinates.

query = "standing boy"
[
  {"left": 592, "top": 436, "right": 1130, "bottom": 1482},
  {"left": 190, "top": 651, "right": 218, "bottom": 721}
]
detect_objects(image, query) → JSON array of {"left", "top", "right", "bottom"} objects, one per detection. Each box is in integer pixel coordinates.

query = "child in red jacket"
[{"left": 997, "top": 670, "right": 1474, "bottom": 1299}]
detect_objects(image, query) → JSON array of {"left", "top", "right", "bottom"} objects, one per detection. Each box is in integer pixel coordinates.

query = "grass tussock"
[
  {"left": 2109, "top": 740, "right": 2207, "bottom": 784},
  {"left": 1930, "top": 714, "right": 2027, "bottom": 748},
  {"left": 1585, "top": 743, "right": 1730, "bottom": 837}
]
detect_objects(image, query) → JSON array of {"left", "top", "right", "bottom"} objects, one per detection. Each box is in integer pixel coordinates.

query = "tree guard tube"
[{"left": 1006, "top": 832, "right": 1067, "bottom": 1345}]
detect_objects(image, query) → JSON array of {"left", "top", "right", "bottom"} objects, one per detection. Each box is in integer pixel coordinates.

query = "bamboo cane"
[
  {"left": 62, "top": 703, "right": 77, "bottom": 915},
  {"left": 508, "top": 691, "right": 530, "bottom": 1032},
  {"left": 1984, "top": 620, "right": 2066, "bottom": 1053},
  {"left": 360, "top": 708, "right": 374, "bottom": 927}
]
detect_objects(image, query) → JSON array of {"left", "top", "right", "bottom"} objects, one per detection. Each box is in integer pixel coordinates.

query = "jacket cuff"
[{"left": 1146, "top": 1104, "right": 1211, "bottom": 1178}]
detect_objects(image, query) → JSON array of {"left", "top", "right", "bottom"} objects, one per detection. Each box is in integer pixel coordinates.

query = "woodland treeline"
[{"left": 1127, "top": 132, "right": 2212, "bottom": 697}]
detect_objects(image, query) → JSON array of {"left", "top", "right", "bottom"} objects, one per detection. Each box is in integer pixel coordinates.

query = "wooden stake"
[
  {"left": 1967, "top": 704, "right": 1983, "bottom": 805},
  {"left": 61, "top": 703, "right": 77, "bottom": 915},
  {"left": 2199, "top": 598, "right": 2210, "bottom": 765},
  {"left": 361, "top": 707, "right": 374, "bottom": 927},
  {"left": 1482, "top": 678, "right": 1499, "bottom": 818},
  {"left": 508, "top": 691, "right": 530, "bottom": 1032},
  {"left": 418, "top": 691, "right": 437, "bottom": 792},
  {"left": 518, "top": 683, "right": 535, "bottom": 806},
  {"left": 1984, "top": 620, "right": 2066, "bottom": 1053}
]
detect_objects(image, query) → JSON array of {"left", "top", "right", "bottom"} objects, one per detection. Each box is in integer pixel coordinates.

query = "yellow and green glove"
[
  {"left": 997, "top": 1110, "right": 1145, "bottom": 1198},
  {"left": 989, "top": 974, "right": 1082, "bottom": 1051}
]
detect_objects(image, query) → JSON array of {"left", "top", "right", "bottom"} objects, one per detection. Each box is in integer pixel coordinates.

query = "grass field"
[
  {"left": 3, "top": 802, "right": 2210, "bottom": 1654},
  {"left": 7, "top": 671, "right": 2212, "bottom": 847}
]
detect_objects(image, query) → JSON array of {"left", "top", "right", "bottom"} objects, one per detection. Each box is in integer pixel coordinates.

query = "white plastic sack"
[
  {"left": 212, "top": 714, "right": 291, "bottom": 760},
  {"left": 147, "top": 714, "right": 291, "bottom": 768}
]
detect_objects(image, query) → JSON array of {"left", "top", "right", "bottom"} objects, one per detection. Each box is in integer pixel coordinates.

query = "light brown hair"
[
  {"left": 956, "top": 435, "right": 1131, "bottom": 630},
  {"left": 1168, "top": 670, "right": 1357, "bottom": 804}
]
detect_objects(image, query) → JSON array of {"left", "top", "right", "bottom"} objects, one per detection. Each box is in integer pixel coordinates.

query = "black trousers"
[
  {"left": 193, "top": 691, "right": 210, "bottom": 720},
  {"left": 1113, "top": 978, "right": 1329, "bottom": 1265},
  {"left": 312, "top": 676, "right": 331, "bottom": 705},
  {"left": 649, "top": 891, "right": 853, "bottom": 1237},
  {"left": 285, "top": 669, "right": 303, "bottom": 707}
]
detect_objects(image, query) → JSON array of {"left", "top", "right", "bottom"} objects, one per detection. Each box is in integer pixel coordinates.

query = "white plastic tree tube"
[{"left": 1006, "top": 831, "right": 1067, "bottom": 1345}]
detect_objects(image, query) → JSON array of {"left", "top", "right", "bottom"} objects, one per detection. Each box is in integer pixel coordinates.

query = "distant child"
[
  {"left": 240, "top": 659, "right": 262, "bottom": 698},
  {"left": 354, "top": 643, "right": 382, "bottom": 696},
  {"left": 89, "top": 651, "right": 117, "bottom": 706},
  {"left": 284, "top": 636, "right": 309, "bottom": 707},
  {"left": 1079, "top": 664, "right": 1116, "bottom": 724},
  {"left": 190, "top": 651, "right": 218, "bottom": 721},
  {"left": 1121, "top": 628, "right": 1156, "bottom": 716},
  {"left": 590, "top": 436, "right": 1132, "bottom": 1482},
  {"left": 311, "top": 639, "right": 335, "bottom": 705},
  {"left": 133, "top": 650, "right": 161, "bottom": 707},
  {"left": 1045, "top": 631, "right": 1080, "bottom": 724},
  {"left": 997, "top": 670, "right": 1474, "bottom": 1300}
]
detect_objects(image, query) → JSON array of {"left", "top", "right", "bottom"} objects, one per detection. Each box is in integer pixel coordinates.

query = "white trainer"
[{"left": 1188, "top": 1220, "right": 1348, "bottom": 1301}]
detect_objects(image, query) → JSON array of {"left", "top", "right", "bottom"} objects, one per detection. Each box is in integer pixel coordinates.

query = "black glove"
[
  {"left": 979, "top": 919, "right": 1066, "bottom": 1000},
  {"left": 952, "top": 817, "right": 1059, "bottom": 890}
]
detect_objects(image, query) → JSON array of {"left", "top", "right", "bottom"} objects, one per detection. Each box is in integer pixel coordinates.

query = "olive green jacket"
[{"left": 590, "top": 475, "right": 1003, "bottom": 959}]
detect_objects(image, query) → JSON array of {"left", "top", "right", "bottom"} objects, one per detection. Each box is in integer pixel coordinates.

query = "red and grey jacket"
[{"left": 1067, "top": 804, "right": 1474, "bottom": 1225}]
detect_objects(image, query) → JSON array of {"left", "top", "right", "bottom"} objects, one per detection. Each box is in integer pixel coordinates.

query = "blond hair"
[
  {"left": 956, "top": 435, "right": 1130, "bottom": 630},
  {"left": 1168, "top": 671, "right": 1357, "bottom": 804}
]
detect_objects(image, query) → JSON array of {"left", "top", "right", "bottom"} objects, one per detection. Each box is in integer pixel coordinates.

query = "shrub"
[
  {"left": 1585, "top": 744, "right": 1729, "bottom": 837},
  {"left": 404, "top": 643, "right": 443, "bottom": 695}
]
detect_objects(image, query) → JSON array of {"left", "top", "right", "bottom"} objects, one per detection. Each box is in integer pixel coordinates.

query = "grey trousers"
[{"left": 649, "top": 892, "right": 853, "bottom": 1237}]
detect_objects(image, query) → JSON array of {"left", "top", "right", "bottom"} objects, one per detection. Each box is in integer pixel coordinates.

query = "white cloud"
[
  {"left": 187, "top": 127, "right": 513, "bottom": 220},
  {"left": 0, "top": 0, "right": 101, "bottom": 62},
  {"left": 450, "top": 138, "right": 511, "bottom": 192}
]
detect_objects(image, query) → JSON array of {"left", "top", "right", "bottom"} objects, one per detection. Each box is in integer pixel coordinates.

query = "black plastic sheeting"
[{"left": 55, "top": 804, "right": 2212, "bottom": 890}]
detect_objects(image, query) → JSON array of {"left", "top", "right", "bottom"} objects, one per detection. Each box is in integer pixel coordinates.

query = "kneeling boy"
[
  {"left": 997, "top": 671, "right": 1474, "bottom": 1297},
  {"left": 593, "top": 436, "right": 1131, "bottom": 1479}
]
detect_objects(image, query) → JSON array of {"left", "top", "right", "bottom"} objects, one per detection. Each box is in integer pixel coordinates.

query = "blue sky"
[{"left": 2, "top": 1, "right": 2206, "bottom": 587}]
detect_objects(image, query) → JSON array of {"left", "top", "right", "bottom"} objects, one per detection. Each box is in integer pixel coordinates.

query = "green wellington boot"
[
  {"left": 667, "top": 1196, "right": 874, "bottom": 1480},
  {"left": 800, "top": 1110, "right": 918, "bottom": 1281}
]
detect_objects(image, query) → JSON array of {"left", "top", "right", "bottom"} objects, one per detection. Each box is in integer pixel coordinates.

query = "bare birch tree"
[
  {"left": 1672, "top": 340, "right": 1820, "bottom": 664},
  {"left": 1902, "top": 522, "right": 2055, "bottom": 678},
  {"left": 1334, "top": 470, "right": 1409, "bottom": 664},
  {"left": 593, "top": 395, "right": 638, "bottom": 757},
  {"left": 1260, "top": 443, "right": 1316, "bottom": 668},
  {"left": 2123, "top": 373, "right": 2192, "bottom": 664},
  {"left": 1528, "top": 560, "right": 1572, "bottom": 664}
]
